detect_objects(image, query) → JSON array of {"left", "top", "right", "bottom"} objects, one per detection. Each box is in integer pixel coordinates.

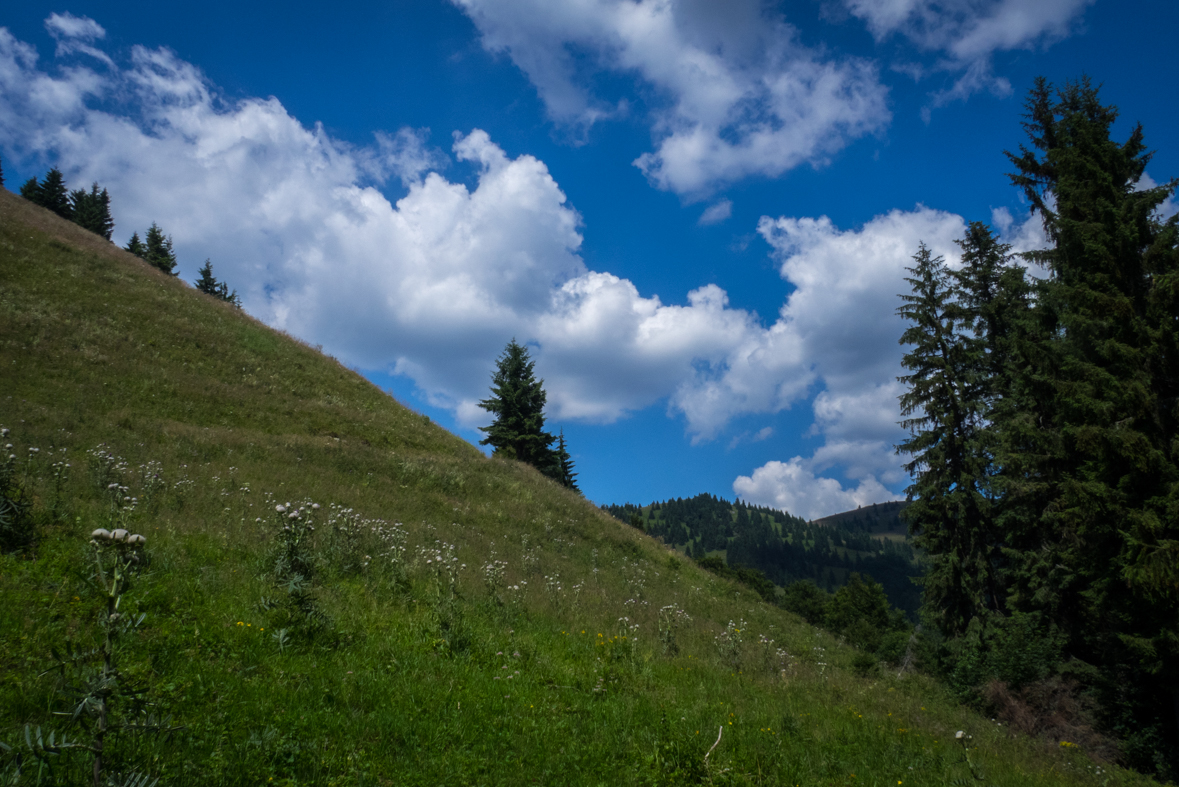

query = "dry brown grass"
[{"left": 984, "top": 677, "right": 1122, "bottom": 762}]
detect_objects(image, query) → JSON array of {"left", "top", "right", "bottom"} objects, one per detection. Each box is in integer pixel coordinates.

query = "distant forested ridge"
[{"left": 602, "top": 494, "right": 920, "bottom": 615}]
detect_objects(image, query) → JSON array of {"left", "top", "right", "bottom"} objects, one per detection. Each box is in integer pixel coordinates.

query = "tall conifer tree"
[
  {"left": 69, "top": 183, "right": 114, "bottom": 240},
  {"left": 143, "top": 222, "right": 178, "bottom": 275},
  {"left": 35, "top": 168, "right": 71, "bottom": 219},
  {"left": 478, "top": 339, "right": 558, "bottom": 474},
  {"left": 897, "top": 244, "right": 998, "bottom": 637},
  {"left": 1003, "top": 78, "right": 1179, "bottom": 770},
  {"left": 553, "top": 430, "right": 579, "bottom": 492}
]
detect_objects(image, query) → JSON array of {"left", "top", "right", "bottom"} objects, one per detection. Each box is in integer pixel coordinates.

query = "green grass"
[{"left": 0, "top": 188, "right": 1158, "bottom": 786}]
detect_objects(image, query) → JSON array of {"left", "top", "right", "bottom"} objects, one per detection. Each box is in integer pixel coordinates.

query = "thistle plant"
[
  {"left": 21, "top": 528, "right": 173, "bottom": 787},
  {"left": 714, "top": 619, "right": 746, "bottom": 671},
  {"left": 105, "top": 483, "right": 138, "bottom": 532},
  {"left": 415, "top": 540, "right": 465, "bottom": 652},
  {"left": 416, "top": 540, "right": 461, "bottom": 602},
  {"left": 520, "top": 534, "right": 540, "bottom": 575},
  {"left": 372, "top": 520, "right": 408, "bottom": 586},
  {"left": 756, "top": 633, "right": 791, "bottom": 675},
  {"left": 136, "top": 461, "right": 165, "bottom": 508},
  {"left": 955, "top": 730, "right": 984, "bottom": 781},
  {"left": 87, "top": 445, "right": 128, "bottom": 493},
  {"left": 481, "top": 556, "right": 508, "bottom": 604},
  {"left": 262, "top": 502, "right": 330, "bottom": 646},
  {"left": 48, "top": 450, "right": 72, "bottom": 522},
  {"left": 657, "top": 603, "right": 691, "bottom": 657},
  {"left": 272, "top": 501, "right": 318, "bottom": 581},
  {"left": 543, "top": 573, "right": 564, "bottom": 610}
]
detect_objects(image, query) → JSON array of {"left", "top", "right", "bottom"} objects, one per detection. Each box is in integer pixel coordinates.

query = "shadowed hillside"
[
  {"left": 813, "top": 501, "right": 909, "bottom": 537},
  {"left": 0, "top": 189, "right": 1150, "bottom": 785},
  {"left": 605, "top": 496, "right": 920, "bottom": 615}
]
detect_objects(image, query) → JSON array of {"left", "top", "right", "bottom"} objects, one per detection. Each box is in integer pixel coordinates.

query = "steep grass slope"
[{"left": 0, "top": 189, "right": 1150, "bottom": 786}]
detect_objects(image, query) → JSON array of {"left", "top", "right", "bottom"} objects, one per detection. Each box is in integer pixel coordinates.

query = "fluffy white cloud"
[
  {"left": 2, "top": 19, "right": 1055, "bottom": 518},
  {"left": 844, "top": 0, "right": 1093, "bottom": 103},
  {"left": 452, "top": 0, "right": 889, "bottom": 197},
  {"left": 734, "top": 457, "right": 895, "bottom": 521},
  {"left": 733, "top": 205, "right": 968, "bottom": 516},
  {"left": 0, "top": 21, "right": 804, "bottom": 436}
]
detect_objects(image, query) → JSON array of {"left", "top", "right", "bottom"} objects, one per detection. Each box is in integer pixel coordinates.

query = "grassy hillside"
[{"left": 0, "top": 188, "right": 1153, "bottom": 786}]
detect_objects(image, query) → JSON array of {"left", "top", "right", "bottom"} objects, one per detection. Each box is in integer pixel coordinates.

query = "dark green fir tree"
[
  {"left": 20, "top": 177, "right": 41, "bottom": 205},
  {"left": 1002, "top": 77, "right": 1179, "bottom": 774},
  {"left": 35, "top": 167, "right": 72, "bottom": 219},
  {"left": 896, "top": 243, "right": 999, "bottom": 638},
  {"left": 478, "top": 339, "right": 557, "bottom": 473},
  {"left": 143, "top": 222, "right": 177, "bottom": 275},
  {"left": 69, "top": 183, "right": 114, "bottom": 240},
  {"left": 194, "top": 259, "right": 241, "bottom": 307},
  {"left": 552, "top": 430, "right": 579, "bottom": 491},
  {"left": 125, "top": 232, "right": 145, "bottom": 258}
]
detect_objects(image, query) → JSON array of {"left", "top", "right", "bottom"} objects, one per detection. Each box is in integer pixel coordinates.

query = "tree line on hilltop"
[
  {"left": 897, "top": 78, "right": 1179, "bottom": 776},
  {"left": 8, "top": 160, "right": 240, "bottom": 307}
]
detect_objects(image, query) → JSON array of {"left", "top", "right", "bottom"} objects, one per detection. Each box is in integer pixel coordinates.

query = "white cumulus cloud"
[
  {"left": 734, "top": 457, "right": 895, "bottom": 521},
  {"left": 0, "top": 20, "right": 808, "bottom": 437},
  {"left": 452, "top": 0, "right": 890, "bottom": 197},
  {"left": 733, "top": 205, "right": 968, "bottom": 517},
  {"left": 1, "top": 18, "right": 1054, "bottom": 517}
]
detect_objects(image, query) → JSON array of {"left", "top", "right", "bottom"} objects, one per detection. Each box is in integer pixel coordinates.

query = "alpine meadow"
[{"left": 1, "top": 166, "right": 1169, "bottom": 783}]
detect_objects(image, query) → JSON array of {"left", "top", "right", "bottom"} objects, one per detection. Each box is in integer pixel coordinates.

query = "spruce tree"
[
  {"left": 0, "top": 153, "right": 4, "bottom": 187},
  {"left": 194, "top": 259, "right": 241, "bottom": 307},
  {"left": 143, "top": 222, "right": 177, "bottom": 275},
  {"left": 20, "top": 177, "right": 41, "bottom": 203},
  {"left": 36, "top": 167, "right": 72, "bottom": 219},
  {"left": 478, "top": 339, "right": 557, "bottom": 472},
  {"left": 896, "top": 244, "right": 999, "bottom": 637},
  {"left": 69, "top": 183, "right": 114, "bottom": 240},
  {"left": 1003, "top": 77, "right": 1179, "bottom": 771},
  {"left": 553, "top": 430, "right": 579, "bottom": 491},
  {"left": 125, "top": 232, "right": 145, "bottom": 258}
]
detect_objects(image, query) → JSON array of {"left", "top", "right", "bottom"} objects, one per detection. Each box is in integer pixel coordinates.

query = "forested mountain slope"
[{"left": 604, "top": 495, "right": 920, "bottom": 615}]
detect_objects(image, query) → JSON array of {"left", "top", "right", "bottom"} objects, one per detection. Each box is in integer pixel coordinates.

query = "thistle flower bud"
[
  {"left": 288, "top": 512, "right": 298, "bottom": 520},
  {"left": 111, "top": 528, "right": 129, "bottom": 542},
  {"left": 955, "top": 731, "right": 965, "bottom": 740},
  {"left": 276, "top": 504, "right": 286, "bottom": 513},
  {"left": 127, "top": 534, "right": 146, "bottom": 546},
  {"left": 91, "top": 528, "right": 112, "bottom": 541},
  {"left": 311, "top": 503, "right": 320, "bottom": 510},
  {"left": 108, "top": 483, "right": 119, "bottom": 489}
]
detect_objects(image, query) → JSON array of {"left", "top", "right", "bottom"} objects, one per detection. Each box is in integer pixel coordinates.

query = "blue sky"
[{"left": 2, "top": 1, "right": 1176, "bottom": 518}]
